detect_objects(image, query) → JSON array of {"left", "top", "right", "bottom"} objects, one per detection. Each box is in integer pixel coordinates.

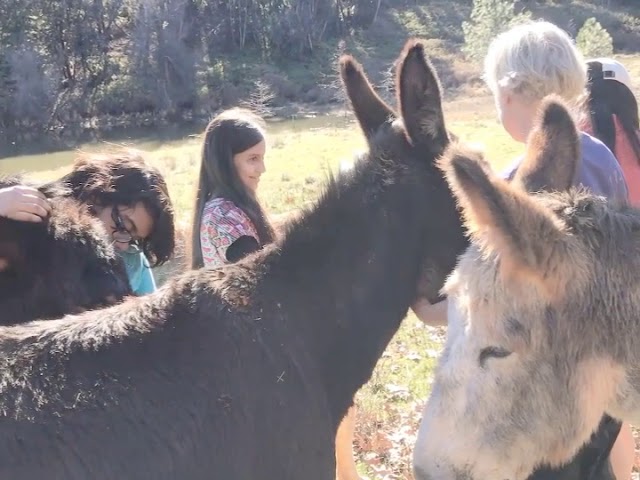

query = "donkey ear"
[
  {"left": 397, "top": 39, "right": 449, "bottom": 153},
  {"left": 340, "top": 55, "right": 395, "bottom": 140},
  {"left": 438, "top": 145, "right": 574, "bottom": 294},
  {"left": 512, "top": 95, "right": 581, "bottom": 193}
]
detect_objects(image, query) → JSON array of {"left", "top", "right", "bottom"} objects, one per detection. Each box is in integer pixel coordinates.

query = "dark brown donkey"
[{"left": 0, "top": 41, "right": 620, "bottom": 480}]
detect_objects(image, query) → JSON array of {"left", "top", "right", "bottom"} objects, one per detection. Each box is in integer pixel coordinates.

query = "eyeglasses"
[{"left": 111, "top": 206, "right": 140, "bottom": 248}]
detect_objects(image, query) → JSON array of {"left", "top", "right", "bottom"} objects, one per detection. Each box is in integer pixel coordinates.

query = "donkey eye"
[{"left": 478, "top": 346, "right": 512, "bottom": 368}]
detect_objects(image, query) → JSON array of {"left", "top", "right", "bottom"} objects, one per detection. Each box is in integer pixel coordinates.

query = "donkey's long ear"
[
  {"left": 438, "top": 146, "right": 575, "bottom": 294},
  {"left": 513, "top": 95, "right": 580, "bottom": 193},
  {"left": 397, "top": 39, "right": 449, "bottom": 153},
  {"left": 340, "top": 55, "right": 395, "bottom": 140}
]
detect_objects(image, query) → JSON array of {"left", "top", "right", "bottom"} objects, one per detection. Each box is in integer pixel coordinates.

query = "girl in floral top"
[{"left": 191, "top": 108, "right": 275, "bottom": 269}]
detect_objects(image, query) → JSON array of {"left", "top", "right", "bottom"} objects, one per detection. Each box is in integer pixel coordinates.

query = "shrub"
[{"left": 576, "top": 17, "right": 614, "bottom": 58}]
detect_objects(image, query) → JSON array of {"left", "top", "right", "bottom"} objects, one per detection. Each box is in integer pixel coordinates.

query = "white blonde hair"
[{"left": 484, "top": 20, "right": 587, "bottom": 104}]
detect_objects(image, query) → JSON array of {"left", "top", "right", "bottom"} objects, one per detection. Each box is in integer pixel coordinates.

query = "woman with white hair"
[
  {"left": 484, "top": 21, "right": 633, "bottom": 480},
  {"left": 484, "top": 20, "right": 628, "bottom": 201},
  {"left": 414, "top": 22, "right": 629, "bottom": 322},
  {"left": 412, "top": 20, "right": 634, "bottom": 480}
]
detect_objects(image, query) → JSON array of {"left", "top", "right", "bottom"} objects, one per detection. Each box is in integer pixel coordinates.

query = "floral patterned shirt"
[{"left": 200, "top": 197, "right": 259, "bottom": 268}]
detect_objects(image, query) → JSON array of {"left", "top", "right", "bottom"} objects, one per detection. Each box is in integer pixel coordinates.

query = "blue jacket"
[
  {"left": 119, "top": 248, "right": 156, "bottom": 296},
  {"left": 501, "top": 132, "right": 629, "bottom": 204}
]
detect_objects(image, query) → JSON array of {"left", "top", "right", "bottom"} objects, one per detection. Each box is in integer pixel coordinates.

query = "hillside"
[
  {"left": 258, "top": 0, "right": 640, "bottom": 112},
  {"left": 0, "top": 0, "right": 639, "bottom": 153}
]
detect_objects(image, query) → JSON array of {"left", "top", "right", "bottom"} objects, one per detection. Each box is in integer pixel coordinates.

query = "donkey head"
[
  {"left": 413, "top": 96, "right": 638, "bottom": 479},
  {"left": 339, "top": 39, "right": 467, "bottom": 302}
]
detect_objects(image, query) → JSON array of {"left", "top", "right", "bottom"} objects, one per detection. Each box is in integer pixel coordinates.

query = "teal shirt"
[{"left": 119, "top": 248, "right": 156, "bottom": 296}]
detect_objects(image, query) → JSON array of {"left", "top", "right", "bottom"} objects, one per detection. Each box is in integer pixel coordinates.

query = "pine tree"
[{"left": 576, "top": 18, "right": 614, "bottom": 58}]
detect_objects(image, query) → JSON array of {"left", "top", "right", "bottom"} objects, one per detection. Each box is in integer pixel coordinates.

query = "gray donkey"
[{"left": 413, "top": 95, "right": 637, "bottom": 480}]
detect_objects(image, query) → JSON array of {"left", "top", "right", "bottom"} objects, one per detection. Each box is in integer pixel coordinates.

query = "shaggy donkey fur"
[
  {"left": 0, "top": 44, "right": 621, "bottom": 480},
  {"left": 413, "top": 96, "right": 630, "bottom": 480},
  {"left": 0, "top": 176, "right": 131, "bottom": 325}
]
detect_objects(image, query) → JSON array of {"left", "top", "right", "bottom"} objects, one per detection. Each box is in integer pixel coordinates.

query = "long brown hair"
[
  {"left": 56, "top": 149, "right": 176, "bottom": 267},
  {"left": 586, "top": 60, "right": 640, "bottom": 164},
  {"left": 191, "top": 108, "right": 275, "bottom": 269}
]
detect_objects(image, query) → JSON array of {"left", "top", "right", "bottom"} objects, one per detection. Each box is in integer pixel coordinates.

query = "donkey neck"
[{"left": 261, "top": 162, "right": 451, "bottom": 417}]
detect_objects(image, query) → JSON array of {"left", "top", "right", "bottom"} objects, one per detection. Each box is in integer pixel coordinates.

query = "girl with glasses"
[{"left": 0, "top": 149, "right": 176, "bottom": 296}]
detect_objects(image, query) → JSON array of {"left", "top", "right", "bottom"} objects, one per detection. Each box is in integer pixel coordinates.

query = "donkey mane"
[{"left": 0, "top": 285, "right": 169, "bottom": 416}]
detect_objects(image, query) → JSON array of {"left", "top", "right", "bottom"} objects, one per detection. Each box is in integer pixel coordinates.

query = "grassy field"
[{"left": 1, "top": 54, "right": 639, "bottom": 477}]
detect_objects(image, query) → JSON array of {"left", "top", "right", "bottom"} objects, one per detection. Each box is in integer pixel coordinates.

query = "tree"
[
  {"left": 241, "top": 80, "right": 276, "bottom": 118},
  {"left": 462, "top": 0, "right": 532, "bottom": 61},
  {"left": 576, "top": 17, "right": 614, "bottom": 58}
]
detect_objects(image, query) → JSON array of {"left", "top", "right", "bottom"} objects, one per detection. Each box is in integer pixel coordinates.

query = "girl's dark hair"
[
  {"left": 57, "top": 149, "right": 176, "bottom": 267},
  {"left": 191, "top": 108, "right": 275, "bottom": 269},
  {"left": 586, "top": 60, "right": 640, "bottom": 164}
]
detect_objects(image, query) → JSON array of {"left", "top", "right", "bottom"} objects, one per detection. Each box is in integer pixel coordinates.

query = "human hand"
[{"left": 0, "top": 185, "right": 52, "bottom": 222}]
